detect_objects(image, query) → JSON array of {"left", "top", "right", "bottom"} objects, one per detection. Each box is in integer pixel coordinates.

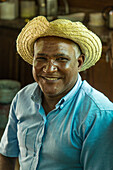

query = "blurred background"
[{"left": 0, "top": 1, "right": 113, "bottom": 169}]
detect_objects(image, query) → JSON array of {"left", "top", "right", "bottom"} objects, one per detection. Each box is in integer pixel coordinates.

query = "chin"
[{"left": 43, "top": 91, "right": 59, "bottom": 97}]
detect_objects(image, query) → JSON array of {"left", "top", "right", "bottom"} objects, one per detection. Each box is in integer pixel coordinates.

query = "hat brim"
[{"left": 16, "top": 16, "right": 102, "bottom": 71}]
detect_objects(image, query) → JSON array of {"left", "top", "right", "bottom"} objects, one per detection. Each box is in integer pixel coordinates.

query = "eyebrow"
[
  {"left": 36, "top": 53, "right": 48, "bottom": 56},
  {"left": 54, "top": 53, "right": 68, "bottom": 57},
  {"left": 36, "top": 53, "right": 70, "bottom": 58}
]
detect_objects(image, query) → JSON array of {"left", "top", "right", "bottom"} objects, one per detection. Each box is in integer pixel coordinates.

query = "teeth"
[{"left": 45, "top": 77, "right": 58, "bottom": 80}]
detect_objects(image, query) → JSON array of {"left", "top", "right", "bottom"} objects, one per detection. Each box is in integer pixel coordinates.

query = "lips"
[
  {"left": 44, "top": 77, "right": 59, "bottom": 80},
  {"left": 39, "top": 75, "right": 61, "bottom": 81}
]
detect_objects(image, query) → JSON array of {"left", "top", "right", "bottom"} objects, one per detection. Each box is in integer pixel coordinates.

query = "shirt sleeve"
[
  {"left": 80, "top": 109, "right": 113, "bottom": 170},
  {"left": 0, "top": 95, "right": 19, "bottom": 157}
]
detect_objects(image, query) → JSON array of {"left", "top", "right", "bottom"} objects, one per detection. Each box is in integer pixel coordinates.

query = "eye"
[
  {"left": 36, "top": 56, "right": 47, "bottom": 61},
  {"left": 56, "top": 57, "right": 69, "bottom": 61}
]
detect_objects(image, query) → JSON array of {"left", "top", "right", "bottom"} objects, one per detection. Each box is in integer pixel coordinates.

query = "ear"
[{"left": 77, "top": 54, "right": 85, "bottom": 72}]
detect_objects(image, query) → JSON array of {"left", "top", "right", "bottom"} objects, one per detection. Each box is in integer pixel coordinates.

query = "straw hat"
[{"left": 16, "top": 16, "right": 102, "bottom": 71}]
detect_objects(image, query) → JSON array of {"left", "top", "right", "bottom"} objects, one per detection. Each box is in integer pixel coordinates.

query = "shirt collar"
[
  {"left": 31, "top": 74, "right": 82, "bottom": 108},
  {"left": 31, "top": 84, "right": 42, "bottom": 105},
  {"left": 55, "top": 73, "right": 82, "bottom": 109}
]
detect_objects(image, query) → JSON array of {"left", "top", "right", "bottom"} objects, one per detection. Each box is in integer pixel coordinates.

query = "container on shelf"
[{"left": 20, "top": 0, "right": 37, "bottom": 18}]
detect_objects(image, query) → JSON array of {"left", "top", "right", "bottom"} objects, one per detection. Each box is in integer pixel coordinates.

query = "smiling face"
[{"left": 32, "top": 36, "right": 84, "bottom": 99}]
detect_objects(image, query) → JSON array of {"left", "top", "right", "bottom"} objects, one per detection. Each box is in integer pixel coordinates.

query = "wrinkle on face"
[{"left": 32, "top": 36, "right": 83, "bottom": 99}]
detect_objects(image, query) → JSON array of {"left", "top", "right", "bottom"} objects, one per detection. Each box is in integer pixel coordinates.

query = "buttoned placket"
[
  {"left": 30, "top": 104, "right": 47, "bottom": 170},
  {"left": 32, "top": 102, "right": 64, "bottom": 170},
  {"left": 30, "top": 75, "right": 82, "bottom": 169}
]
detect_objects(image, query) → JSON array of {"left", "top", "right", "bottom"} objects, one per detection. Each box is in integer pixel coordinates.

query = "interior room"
[{"left": 0, "top": 0, "right": 113, "bottom": 169}]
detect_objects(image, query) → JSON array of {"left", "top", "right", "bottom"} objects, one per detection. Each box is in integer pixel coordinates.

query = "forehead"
[
  {"left": 34, "top": 36, "right": 76, "bottom": 53},
  {"left": 35, "top": 36, "right": 76, "bottom": 47}
]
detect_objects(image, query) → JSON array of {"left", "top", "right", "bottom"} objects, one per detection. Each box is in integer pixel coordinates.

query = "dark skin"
[
  {"left": 0, "top": 36, "right": 84, "bottom": 169},
  {"left": 33, "top": 36, "right": 84, "bottom": 114}
]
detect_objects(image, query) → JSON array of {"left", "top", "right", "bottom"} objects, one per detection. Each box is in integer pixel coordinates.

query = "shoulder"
[
  {"left": 73, "top": 80, "right": 113, "bottom": 141},
  {"left": 9, "top": 82, "right": 39, "bottom": 117},
  {"left": 18, "top": 82, "right": 37, "bottom": 95},
  {"left": 80, "top": 80, "right": 113, "bottom": 111},
  {"left": 11, "top": 82, "right": 38, "bottom": 106}
]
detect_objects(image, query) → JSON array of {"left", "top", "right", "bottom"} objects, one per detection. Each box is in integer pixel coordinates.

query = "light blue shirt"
[{"left": 0, "top": 74, "right": 113, "bottom": 170}]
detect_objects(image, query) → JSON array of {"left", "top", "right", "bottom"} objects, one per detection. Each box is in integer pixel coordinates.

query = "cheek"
[
  {"left": 64, "top": 61, "right": 78, "bottom": 79},
  {"left": 61, "top": 60, "right": 77, "bottom": 73},
  {"left": 33, "top": 59, "right": 41, "bottom": 69},
  {"left": 32, "top": 62, "right": 41, "bottom": 82},
  {"left": 33, "top": 59, "right": 43, "bottom": 73}
]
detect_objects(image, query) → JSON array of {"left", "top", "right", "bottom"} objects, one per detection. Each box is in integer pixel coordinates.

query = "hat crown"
[{"left": 16, "top": 16, "right": 102, "bottom": 71}]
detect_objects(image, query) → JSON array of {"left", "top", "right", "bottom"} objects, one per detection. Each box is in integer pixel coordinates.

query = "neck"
[{"left": 42, "top": 94, "right": 63, "bottom": 115}]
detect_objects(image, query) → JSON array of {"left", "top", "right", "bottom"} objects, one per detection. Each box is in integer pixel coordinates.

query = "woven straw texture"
[{"left": 16, "top": 16, "right": 102, "bottom": 71}]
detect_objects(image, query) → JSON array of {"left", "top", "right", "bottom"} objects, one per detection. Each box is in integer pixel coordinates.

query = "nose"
[{"left": 43, "top": 60, "right": 58, "bottom": 73}]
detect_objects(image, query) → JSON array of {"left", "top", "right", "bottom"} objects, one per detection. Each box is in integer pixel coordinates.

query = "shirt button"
[
  {"left": 60, "top": 104, "right": 63, "bottom": 109},
  {"left": 34, "top": 152, "right": 36, "bottom": 157}
]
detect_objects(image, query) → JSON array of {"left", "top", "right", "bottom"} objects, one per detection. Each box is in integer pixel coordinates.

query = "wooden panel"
[
  {"left": 80, "top": 54, "right": 113, "bottom": 102},
  {"left": 67, "top": 0, "right": 113, "bottom": 11},
  {"left": 18, "top": 56, "right": 34, "bottom": 87},
  {"left": 0, "top": 27, "right": 34, "bottom": 87},
  {"left": 0, "top": 27, "right": 19, "bottom": 80}
]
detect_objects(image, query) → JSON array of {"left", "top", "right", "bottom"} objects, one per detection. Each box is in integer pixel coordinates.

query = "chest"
[{"left": 16, "top": 102, "right": 82, "bottom": 167}]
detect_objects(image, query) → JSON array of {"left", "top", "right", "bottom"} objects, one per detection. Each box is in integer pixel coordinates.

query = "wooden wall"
[
  {"left": 67, "top": 0, "right": 113, "bottom": 11},
  {"left": 18, "top": 0, "right": 113, "bottom": 11}
]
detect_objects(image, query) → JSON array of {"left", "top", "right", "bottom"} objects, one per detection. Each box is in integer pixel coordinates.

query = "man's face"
[{"left": 32, "top": 36, "right": 83, "bottom": 99}]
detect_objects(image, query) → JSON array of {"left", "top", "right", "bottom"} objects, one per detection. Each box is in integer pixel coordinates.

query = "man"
[{"left": 0, "top": 16, "right": 113, "bottom": 170}]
